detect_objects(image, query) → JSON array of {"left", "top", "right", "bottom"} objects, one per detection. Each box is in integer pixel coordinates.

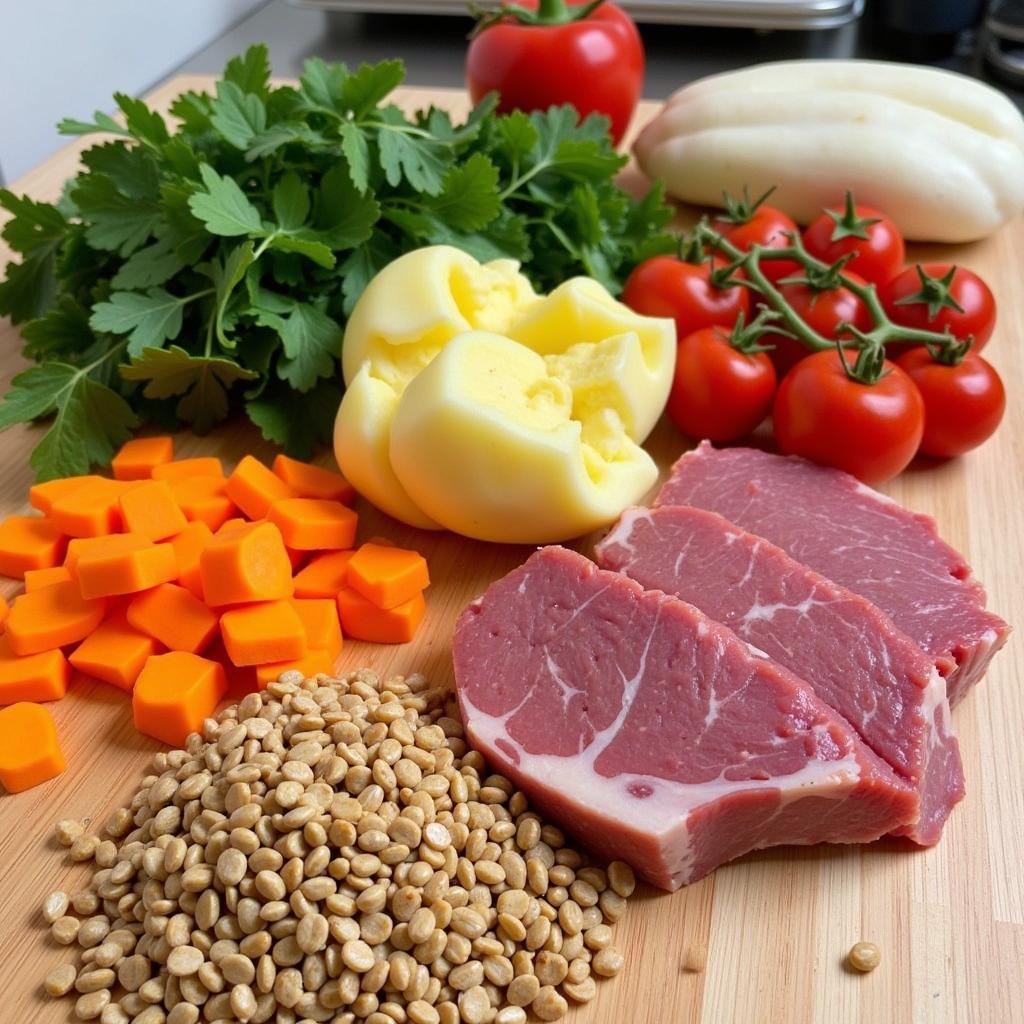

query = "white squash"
[{"left": 634, "top": 60, "right": 1024, "bottom": 243}]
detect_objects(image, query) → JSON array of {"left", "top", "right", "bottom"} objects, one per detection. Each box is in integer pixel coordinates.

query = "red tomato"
[
  {"left": 803, "top": 194, "right": 905, "bottom": 285},
  {"left": 761, "top": 272, "right": 872, "bottom": 376},
  {"left": 773, "top": 349, "right": 924, "bottom": 483},
  {"left": 622, "top": 256, "right": 750, "bottom": 340},
  {"left": 881, "top": 264, "right": 996, "bottom": 351},
  {"left": 895, "top": 348, "right": 1005, "bottom": 458},
  {"left": 716, "top": 203, "right": 800, "bottom": 283},
  {"left": 465, "top": 1, "right": 644, "bottom": 145},
  {"left": 667, "top": 328, "right": 777, "bottom": 442}
]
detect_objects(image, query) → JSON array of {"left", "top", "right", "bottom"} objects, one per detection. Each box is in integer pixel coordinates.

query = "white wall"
[{"left": 0, "top": 0, "right": 265, "bottom": 183}]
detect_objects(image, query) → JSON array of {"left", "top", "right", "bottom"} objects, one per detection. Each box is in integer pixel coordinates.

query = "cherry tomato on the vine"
[
  {"left": 772, "top": 349, "right": 924, "bottom": 483},
  {"left": 667, "top": 327, "right": 777, "bottom": 442},
  {"left": 881, "top": 264, "right": 996, "bottom": 351},
  {"left": 803, "top": 193, "right": 905, "bottom": 285},
  {"left": 715, "top": 201, "right": 800, "bottom": 283},
  {"left": 895, "top": 348, "right": 1005, "bottom": 458},
  {"left": 761, "top": 272, "right": 873, "bottom": 376},
  {"left": 622, "top": 255, "right": 750, "bottom": 340}
]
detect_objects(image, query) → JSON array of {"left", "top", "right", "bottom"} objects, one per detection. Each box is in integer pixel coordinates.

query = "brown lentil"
[{"left": 848, "top": 941, "right": 882, "bottom": 972}]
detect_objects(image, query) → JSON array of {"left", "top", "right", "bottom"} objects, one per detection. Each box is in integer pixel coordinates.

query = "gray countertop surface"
[{"left": 175, "top": 0, "right": 1024, "bottom": 105}]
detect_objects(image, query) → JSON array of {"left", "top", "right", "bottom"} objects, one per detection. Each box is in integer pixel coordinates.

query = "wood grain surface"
[{"left": 0, "top": 77, "right": 1020, "bottom": 1024}]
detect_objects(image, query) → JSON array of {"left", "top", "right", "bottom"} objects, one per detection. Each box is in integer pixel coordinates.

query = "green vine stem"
[{"left": 690, "top": 219, "right": 966, "bottom": 382}]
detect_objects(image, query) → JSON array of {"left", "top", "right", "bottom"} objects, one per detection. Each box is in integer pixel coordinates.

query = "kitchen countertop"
[{"left": 175, "top": 0, "right": 1024, "bottom": 105}]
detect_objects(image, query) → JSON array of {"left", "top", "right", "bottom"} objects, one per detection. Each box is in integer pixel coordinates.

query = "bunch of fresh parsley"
[{"left": 0, "top": 45, "right": 673, "bottom": 480}]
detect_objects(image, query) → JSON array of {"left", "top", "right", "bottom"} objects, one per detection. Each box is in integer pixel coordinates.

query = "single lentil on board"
[{"left": 39, "top": 668, "right": 634, "bottom": 1022}]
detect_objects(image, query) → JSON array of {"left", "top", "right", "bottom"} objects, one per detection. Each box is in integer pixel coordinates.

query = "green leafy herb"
[{"left": 0, "top": 44, "right": 672, "bottom": 479}]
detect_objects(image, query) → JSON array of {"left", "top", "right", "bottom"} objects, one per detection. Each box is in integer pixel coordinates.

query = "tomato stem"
[
  {"left": 469, "top": 0, "right": 607, "bottom": 35},
  {"left": 691, "top": 216, "right": 969, "bottom": 384}
]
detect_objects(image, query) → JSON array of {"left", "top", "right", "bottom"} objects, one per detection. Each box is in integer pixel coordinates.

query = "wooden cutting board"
[{"left": 0, "top": 77, "right": 1020, "bottom": 1024}]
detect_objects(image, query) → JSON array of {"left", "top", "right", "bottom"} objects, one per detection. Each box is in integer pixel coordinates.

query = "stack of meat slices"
[{"left": 453, "top": 443, "right": 1010, "bottom": 891}]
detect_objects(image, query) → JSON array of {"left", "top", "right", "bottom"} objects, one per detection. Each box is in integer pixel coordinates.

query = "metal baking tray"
[{"left": 292, "top": 0, "right": 864, "bottom": 31}]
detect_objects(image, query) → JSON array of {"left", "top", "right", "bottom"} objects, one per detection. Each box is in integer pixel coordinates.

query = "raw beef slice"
[
  {"left": 453, "top": 546, "right": 916, "bottom": 891},
  {"left": 656, "top": 442, "right": 1009, "bottom": 706},
  {"left": 595, "top": 505, "right": 964, "bottom": 845}
]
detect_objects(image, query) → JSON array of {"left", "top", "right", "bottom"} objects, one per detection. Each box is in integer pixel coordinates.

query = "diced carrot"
[
  {"left": 132, "top": 652, "right": 226, "bottom": 747},
  {"left": 24, "top": 566, "right": 72, "bottom": 592},
  {"left": 0, "top": 635, "right": 70, "bottom": 703},
  {"left": 292, "top": 598, "right": 343, "bottom": 658},
  {"left": 151, "top": 457, "right": 224, "bottom": 482},
  {"left": 292, "top": 551, "right": 355, "bottom": 599},
  {"left": 346, "top": 543, "right": 430, "bottom": 610},
  {"left": 220, "top": 600, "right": 307, "bottom": 667},
  {"left": 272, "top": 454, "right": 356, "bottom": 504},
  {"left": 127, "top": 583, "right": 219, "bottom": 655},
  {"left": 337, "top": 587, "right": 425, "bottom": 644},
  {"left": 253, "top": 649, "right": 335, "bottom": 691},
  {"left": 200, "top": 521, "right": 294, "bottom": 607},
  {"left": 6, "top": 582, "right": 107, "bottom": 656},
  {"left": 76, "top": 541, "right": 178, "bottom": 600},
  {"left": 29, "top": 475, "right": 101, "bottom": 515},
  {"left": 216, "top": 518, "right": 250, "bottom": 536},
  {"left": 169, "top": 475, "right": 236, "bottom": 531},
  {"left": 225, "top": 455, "right": 296, "bottom": 520},
  {"left": 169, "top": 521, "right": 213, "bottom": 600},
  {"left": 65, "top": 533, "right": 151, "bottom": 579},
  {"left": 111, "top": 435, "right": 175, "bottom": 480},
  {"left": 48, "top": 477, "right": 131, "bottom": 537},
  {"left": 68, "top": 609, "right": 158, "bottom": 691},
  {"left": 0, "top": 702, "right": 65, "bottom": 792},
  {"left": 268, "top": 499, "right": 358, "bottom": 551},
  {"left": 118, "top": 480, "right": 188, "bottom": 542},
  {"left": 0, "top": 515, "right": 67, "bottom": 579}
]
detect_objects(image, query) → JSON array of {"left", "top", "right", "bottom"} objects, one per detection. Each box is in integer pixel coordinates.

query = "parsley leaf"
[
  {"left": 210, "top": 80, "right": 267, "bottom": 149},
  {"left": 246, "top": 377, "right": 340, "bottom": 458},
  {"left": 71, "top": 174, "right": 161, "bottom": 255},
  {"left": 121, "top": 345, "right": 257, "bottom": 433},
  {"left": 90, "top": 287, "right": 199, "bottom": 355},
  {"left": 188, "top": 165, "right": 263, "bottom": 236}
]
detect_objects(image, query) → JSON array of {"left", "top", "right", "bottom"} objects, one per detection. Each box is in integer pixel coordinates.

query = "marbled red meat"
[
  {"left": 453, "top": 546, "right": 916, "bottom": 891},
  {"left": 595, "top": 504, "right": 965, "bottom": 845},
  {"left": 656, "top": 442, "right": 1009, "bottom": 706}
]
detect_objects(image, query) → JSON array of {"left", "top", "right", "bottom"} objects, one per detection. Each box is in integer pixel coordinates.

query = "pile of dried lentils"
[{"left": 41, "top": 669, "right": 634, "bottom": 1024}]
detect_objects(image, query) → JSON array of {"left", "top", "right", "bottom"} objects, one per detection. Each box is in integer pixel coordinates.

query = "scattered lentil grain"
[{"left": 848, "top": 941, "right": 882, "bottom": 973}]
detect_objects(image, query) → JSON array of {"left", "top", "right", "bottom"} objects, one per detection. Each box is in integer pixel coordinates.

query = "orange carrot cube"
[
  {"left": 127, "top": 583, "right": 219, "bottom": 655},
  {"left": 346, "top": 543, "right": 429, "bottom": 610},
  {"left": 118, "top": 480, "right": 188, "bottom": 541},
  {"left": 0, "top": 635, "right": 70, "bottom": 703},
  {"left": 337, "top": 587, "right": 425, "bottom": 644},
  {"left": 151, "top": 457, "right": 224, "bottom": 482},
  {"left": 292, "top": 598, "right": 343, "bottom": 658},
  {"left": 48, "top": 477, "right": 130, "bottom": 537},
  {"left": 272, "top": 454, "right": 356, "bottom": 504},
  {"left": 65, "top": 533, "right": 151, "bottom": 579},
  {"left": 111, "top": 435, "right": 175, "bottom": 480},
  {"left": 0, "top": 702, "right": 65, "bottom": 792},
  {"left": 76, "top": 540, "right": 178, "bottom": 600},
  {"left": 6, "top": 582, "right": 107, "bottom": 656},
  {"left": 225, "top": 455, "right": 295, "bottom": 520},
  {"left": 24, "top": 566, "right": 72, "bottom": 592},
  {"left": 28, "top": 475, "right": 102, "bottom": 515},
  {"left": 292, "top": 551, "right": 355, "bottom": 599},
  {"left": 200, "top": 521, "right": 293, "bottom": 607},
  {"left": 169, "top": 475, "right": 236, "bottom": 531},
  {"left": 268, "top": 499, "right": 358, "bottom": 551},
  {"left": 133, "top": 652, "right": 226, "bottom": 747},
  {"left": 169, "top": 521, "right": 213, "bottom": 600},
  {"left": 220, "top": 600, "right": 306, "bottom": 667},
  {"left": 68, "top": 609, "right": 158, "bottom": 691},
  {"left": 0, "top": 515, "right": 67, "bottom": 579}
]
